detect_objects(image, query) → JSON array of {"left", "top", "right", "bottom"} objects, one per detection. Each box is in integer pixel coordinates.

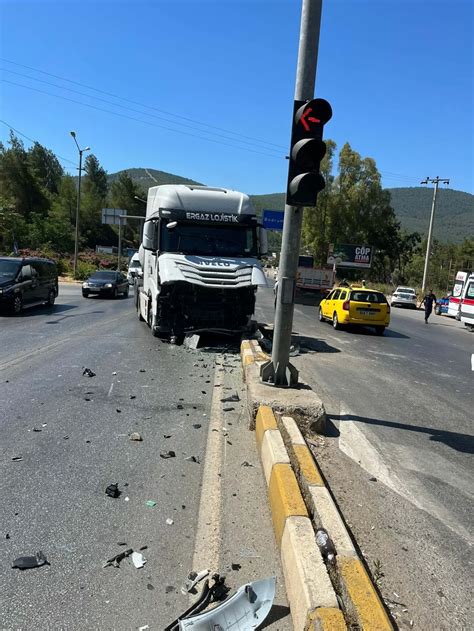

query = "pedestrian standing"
[{"left": 422, "top": 289, "right": 437, "bottom": 324}]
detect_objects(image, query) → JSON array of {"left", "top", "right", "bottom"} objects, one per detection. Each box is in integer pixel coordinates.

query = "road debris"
[
  {"left": 223, "top": 407, "right": 235, "bottom": 412},
  {"left": 315, "top": 528, "right": 336, "bottom": 563},
  {"left": 146, "top": 500, "right": 157, "bottom": 508},
  {"left": 82, "top": 368, "right": 96, "bottom": 378},
  {"left": 165, "top": 574, "right": 229, "bottom": 631},
  {"left": 220, "top": 393, "right": 240, "bottom": 403},
  {"left": 129, "top": 432, "right": 143, "bottom": 442},
  {"left": 166, "top": 518, "right": 174, "bottom": 525},
  {"left": 178, "top": 576, "right": 275, "bottom": 630},
  {"left": 11, "top": 456, "right": 23, "bottom": 462},
  {"left": 192, "top": 424, "right": 202, "bottom": 429},
  {"left": 12, "top": 551, "right": 49, "bottom": 570},
  {"left": 129, "top": 394, "right": 136, "bottom": 399},
  {"left": 103, "top": 548, "right": 133, "bottom": 568},
  {"left": 185, "top": 455, "right": 200, "bottom": 464},
  {"left": 160, "top": 450, "right": 176, "bottom": 459},
  {"left": 184, "top": 334, "right": 200, "bottom": 350},
  {"left": 181, "top": 569, "right": 210, "bottom": 594},
  {"left": 163, "top": 434, "right": 172, "bottom": 439},
  {"left": 132, "top": 551, "right": 147, "bottom": 568},
  {"left": 240, "top": 461, "right": 253, "bottom": 467},
  {"left": 105, "top": 483, "right": 121, "bottom": 498}
]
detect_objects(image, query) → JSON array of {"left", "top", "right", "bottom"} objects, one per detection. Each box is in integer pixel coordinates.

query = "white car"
[
  {"left": 391, "top": 286, "right": 417, "bottom": 309},
  {"left": 126, "top": 253, "right": 143, "bottom": 284}
]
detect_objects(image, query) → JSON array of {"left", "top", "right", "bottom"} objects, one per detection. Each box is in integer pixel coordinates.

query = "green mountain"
[{"left": 108, "top": 169, "right": 473, "bottom": 244}]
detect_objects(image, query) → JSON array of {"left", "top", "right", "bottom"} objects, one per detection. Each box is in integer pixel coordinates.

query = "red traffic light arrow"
[{"left": 300, "top": 107, "right": 320, "bottom": 132}]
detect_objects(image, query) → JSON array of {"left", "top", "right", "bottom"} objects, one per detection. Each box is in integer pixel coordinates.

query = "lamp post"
[{"left": 70, "top": 131, "right": 90, "bottom": 279}]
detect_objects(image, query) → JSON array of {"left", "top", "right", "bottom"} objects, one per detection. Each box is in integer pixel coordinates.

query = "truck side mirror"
[
  {"left": 142, "top": 220, "right": 158, "bottom": 251},
  {"left": 258, "top": 226, "right": 268, "bottom": 257}
]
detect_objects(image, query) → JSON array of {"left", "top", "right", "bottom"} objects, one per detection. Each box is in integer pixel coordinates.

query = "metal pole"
[
  {"left": 421, "top": 176, "right": 449, "bottom": 295},
  {"left": 118, "top": 216, "right": 122, "bottom": 271},
  {"left": 261, "top": 0, "right": 323, "bottom": 387},
  {"left": 73, "top": 150, "right": 83, "bottom": 279}
]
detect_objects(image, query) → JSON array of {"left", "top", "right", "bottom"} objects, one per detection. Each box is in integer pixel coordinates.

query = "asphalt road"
[
  {"left": 0, "top": 285, "right": 215, "bottom": 628},
  {"left": 0, "top": 284, "right": 290, "bottom": 630},
  {"left": 256, "top": 284, "right": 473, "bottom": 630}
]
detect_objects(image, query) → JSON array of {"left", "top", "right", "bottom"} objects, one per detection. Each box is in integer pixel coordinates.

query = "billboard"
[{"left": 327, "top": 244, "right": 373, "bottom": 269}]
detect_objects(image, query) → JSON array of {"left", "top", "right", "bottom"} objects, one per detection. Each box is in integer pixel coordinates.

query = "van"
[
  {"left": 0, "top": 257, "right": 58, "bottom": 314},
  {"left": 126, "top": 252, "right": 143, "bottom": 284}
]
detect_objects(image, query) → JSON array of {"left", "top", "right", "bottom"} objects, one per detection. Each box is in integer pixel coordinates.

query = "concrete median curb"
[{"left": 241, "top": 339, "right": 394, "bottom": 630}]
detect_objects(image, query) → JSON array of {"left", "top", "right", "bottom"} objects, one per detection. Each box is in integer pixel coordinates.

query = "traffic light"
[{"left": 286, "top": 98, "right": 332, "bottom": 207}]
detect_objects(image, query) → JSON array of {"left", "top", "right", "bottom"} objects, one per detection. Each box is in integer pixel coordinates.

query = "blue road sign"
[{"left": 262, "top": 209, "right": 285, "bottom": 231}]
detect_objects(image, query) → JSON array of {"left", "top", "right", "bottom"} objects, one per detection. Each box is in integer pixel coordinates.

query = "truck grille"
[{"left": 175, "top": 261, "right": 253, "bottom": 287}]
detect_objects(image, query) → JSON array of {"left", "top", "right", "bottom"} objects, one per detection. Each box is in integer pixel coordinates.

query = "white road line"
[{"left": 191, "top": 355, "right": 224, "bottom": 575}]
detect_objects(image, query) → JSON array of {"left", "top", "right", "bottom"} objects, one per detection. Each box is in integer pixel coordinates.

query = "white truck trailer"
[{"left": 137, "top": 185, "right": 268, "bottom": 341}]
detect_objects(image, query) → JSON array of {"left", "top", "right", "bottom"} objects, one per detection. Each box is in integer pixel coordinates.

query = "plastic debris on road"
[
  {"left": 185, "top": 455, "right": 200, "bottom": 464},
  {"left": 103, "top": 548, "right": 133, "bottom": 568},
  {"left": 160, "top": 450, "right": 176, "bottom": 458},
  {"left": 181, "top": 569, "right": 210, "bottom": 594},
  {"left": 220, "top": 393, "right": 240, "bottom": 403},
  {"left": 82, "top": 367, "right": 96, "bottom": 377},
  {"left": 12, "top": 551, "right": 49, "bottom": 570},
  {"left": 132, "top": 551, "right": 147, "bottom": 568},
  {"left": 315, "top": 528, "right": 336, "bottom": 563},
  {"left": 105, "top": 483, "right": 121, "bottom": 498},
  {"left": 11, "top": 456, "right": 23, "bottom": 462},
  {"left": 178, "top": 576, "right": 276, "bottom": 630},
  {"left": 129, "top": 432, "right": 143, "bottom": 441},
  {"left": 166, "top": 518, "right": 174, "bottom": 525},
  {"left": 146, "top": 500, "right": 157, "bottom": 508}
]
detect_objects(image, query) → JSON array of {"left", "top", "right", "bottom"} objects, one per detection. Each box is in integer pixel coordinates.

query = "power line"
[
  {"left": 1, "top": 67, "right": 284, "bottom": 156},
  {"left": 1, "top": 79, "right": 285, "bottom": 160},
  {"left": 0, "top": 118, "right": 77, "bottom": 166},
  {"left": 0, "top": 57, "right": 288, "bottom": 151}
]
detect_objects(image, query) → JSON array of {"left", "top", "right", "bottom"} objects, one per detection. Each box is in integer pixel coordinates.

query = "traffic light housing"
[{"left": 286, "top": 98, "right": 332, "bottom": 207}]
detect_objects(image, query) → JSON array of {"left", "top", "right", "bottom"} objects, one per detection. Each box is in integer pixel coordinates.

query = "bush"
[{"left": 75, "top": 260, "right": 97, "bottom": 280}]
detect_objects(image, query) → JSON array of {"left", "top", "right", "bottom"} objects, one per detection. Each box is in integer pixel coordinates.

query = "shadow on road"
[
  {"left": 259, "top": 604, "right": 291, "bottom": 629},
  {"left": 328, "top": 413, "right": 474, "bottom": 454},
  {"left": 292, "top": 334, "right": 341, "bottom": 354},
  {"left": 335, "top": 325, "right": 410, "bottom": 339}
]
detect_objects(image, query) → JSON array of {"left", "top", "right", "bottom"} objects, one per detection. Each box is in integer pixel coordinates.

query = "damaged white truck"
[{"left": 137, "top": 185, "right": 268, "bottom": 342}]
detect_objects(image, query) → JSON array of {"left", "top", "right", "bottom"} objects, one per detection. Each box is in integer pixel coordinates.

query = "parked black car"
[
  {"left": 0, "top": 257, "right": 58, "bottom": 314},
  {"left": 82, "top": 271, "right": 129, "bottom": 298}
]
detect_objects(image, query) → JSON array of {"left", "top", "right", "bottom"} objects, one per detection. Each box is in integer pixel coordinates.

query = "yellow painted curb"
[
  {"left": 338, "top": 557, "right": 393, "bottom": 630},
  {"left": 293, "top": 444, "right": 325, "bottom": 487},
  {"left": 256, "top": 405, "right": 278, "bottom": 449},
  {"left": 261, "top": 430, "right": 290, "bottom": 486},
  {"left": 268, "top": 463, "right": 308, "bottom": 545},
  {"left": 307, "top": 607, "right": 347, "bottom": 630}
]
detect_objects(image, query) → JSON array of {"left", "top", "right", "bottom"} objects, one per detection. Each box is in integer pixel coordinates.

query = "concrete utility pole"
[
  {"left": 420, "top": 176, "right": 449, "bottom": 296},
  {"left": 70, "top": 131, "right": 90, "bottom": 279},
  {"left": 261, "top": 0, "right": 323, "bottom": 387}
]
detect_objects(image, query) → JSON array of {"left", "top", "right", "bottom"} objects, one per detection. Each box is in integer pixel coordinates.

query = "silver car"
[{"left": 391, "top": 286, "right": 417, "bottom": 309}]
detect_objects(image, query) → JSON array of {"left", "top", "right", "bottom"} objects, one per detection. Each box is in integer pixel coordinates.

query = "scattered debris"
[
  {"left": 12, "top": 456, "right": 23, "bottom": 462},
  {"left": 165, "top": 585, "right": 175, "bottom": 593},
  {"left": 231, "top": 563, "right": 241, "bottom": 571},
  {"left": 177, "top": 404, "right": 184, "bottom": 410},
  {"left": 147, "top": 583, "right": 154, "bottom": 590},
  {"left": 129, "top": 395, "right": 136, "bottom": 400},
  {"left": 116, "top": 409, "right": 122, "bottom": 413},
  {"left": 220, "top": 393, "right": 240, "bottom": 403},
  {"left": 124, "top": 497, "right": 130, "bottom": 502},
  {"left": 103, "top": 548, "right": 133, "bottom": 568},
  {"left": 160, "top": 450, "right": 176, "bottom": 459},
  {"left": 12, "top": 551, "right": 49, "bottom": 570},
  {"left": 32, "top": 427, "right": 42, "bottom": 432},
  {"left": 146, "top": 500, "right": 157, "bottom": 508},
  {"left": 139, "top": 626, "right": 150, "bottom": 631},
  {"left": 82, "top": 368, "right": 96, "bottom": 378},
  {"left": 139, "top": 369, "right": 146, "bottom": 373},
  {"left": 184, "top": 334, "right": 201, "bottom": 350},
  {"left": 240, "top": 461, "right": 253, "bottom": 467},
  {"left": 163, "top": 434, "right": 172, "bottom": 439},
  {"left": 132, "top": 551, "right": 147, "bottom": 569},
  {"left": 42, "top": 423, "right": 47, "bottom": 427},
  {"left": 112, "top": 371, "right": 117, "bottom": 375},
  {"left": 178, "top": 576, "right": 275, "bottom": 630},
  {"left": 192, "top": 424, "right": 202, "bottom": 429},
  {"left": 140, "top": 545, "right": 148, "bottom": 551},
  {"left": 315, "top": 528, "right": 336, "bottom": 563},
  {"left": 117, "top": 541, "right": 127, "bottom": 546},
  {"left": 181, "top": 569, "right": 210, "bottom": 594},
  {"left": 369, "top": 476, "right": 377, "bottom": 482},
  {"left": 105, "top": 483, "right": 121, "bottom": 498},
  {"left": 6, "top": 533, "right": 10, "bottom": 540},
  {"left": 63, "top": 435, "right": 69, "bottom": 440},
  {"left": 166, "top": 518, "right": 174, "bottom": 526},
  {"left": 129, "top": 432, "right": 143, "bottom": 442},
  {"left": 223, "top": 407, "right": 235, "bottom": 412},
  {"left": 185, "top": 455, "right": 200, "bottom": 464}
]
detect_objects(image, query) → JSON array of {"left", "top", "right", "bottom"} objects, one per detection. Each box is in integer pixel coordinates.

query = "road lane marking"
[
  {"left": 191, "top": 355, "right": 224, "bottom": 575},
  {"left": 108, "top": 382, "right": 114, "bottom": 397}
]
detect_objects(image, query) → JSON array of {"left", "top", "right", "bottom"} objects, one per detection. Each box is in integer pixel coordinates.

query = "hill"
[{"left": 107, "top": 169, "right": 472, "bottom": 243}]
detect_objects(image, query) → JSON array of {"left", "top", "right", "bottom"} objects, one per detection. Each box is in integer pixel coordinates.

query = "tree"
[
  {"left": 109, "top": 171, "right": 146, "bottom": 246},
  {"left": 80, "top": 154, "right": 111, "bottom": 247},
  {"left": 0, "top": 133, "right": 49, "bottom": 221},
  {"left": 44, "top": 176, "right": 77, "bottom": 252},
  {"left": 28, "top": 142, "right": 64, "bottom": 195}
]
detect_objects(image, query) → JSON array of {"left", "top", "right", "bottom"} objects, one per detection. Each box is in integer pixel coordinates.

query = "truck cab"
[{"left": 138, "top": 185, "right": 267, "bottom": 340}]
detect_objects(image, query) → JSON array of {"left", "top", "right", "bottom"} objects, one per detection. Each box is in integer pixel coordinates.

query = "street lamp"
[
  {"left": 70, "top": 131, "right": 90, "bottom": 279},
  {"left": 134, "top": 195, "right": 147, "bottom": 204}
]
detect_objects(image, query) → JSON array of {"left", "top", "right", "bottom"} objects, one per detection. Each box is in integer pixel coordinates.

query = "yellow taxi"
[{"left": 319, "top": 284, "right": 391, "bottom": 335}]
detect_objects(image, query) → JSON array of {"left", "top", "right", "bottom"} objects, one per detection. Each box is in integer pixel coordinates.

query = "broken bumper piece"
[{"left": 178, "top": 576, "right": 276, "bottom": 630}]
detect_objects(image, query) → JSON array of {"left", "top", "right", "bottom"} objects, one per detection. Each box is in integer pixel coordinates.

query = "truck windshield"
[
  {"left": 0, "top": 259, "right": 21, "bottom": 278},
  {"left": 160, "top": 223, "right": 257, "bottom": 257}
]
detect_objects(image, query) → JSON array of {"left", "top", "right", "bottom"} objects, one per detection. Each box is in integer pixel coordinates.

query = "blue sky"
[{"left": 0, "top": 0, "right": 472, "bottom": 195}]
